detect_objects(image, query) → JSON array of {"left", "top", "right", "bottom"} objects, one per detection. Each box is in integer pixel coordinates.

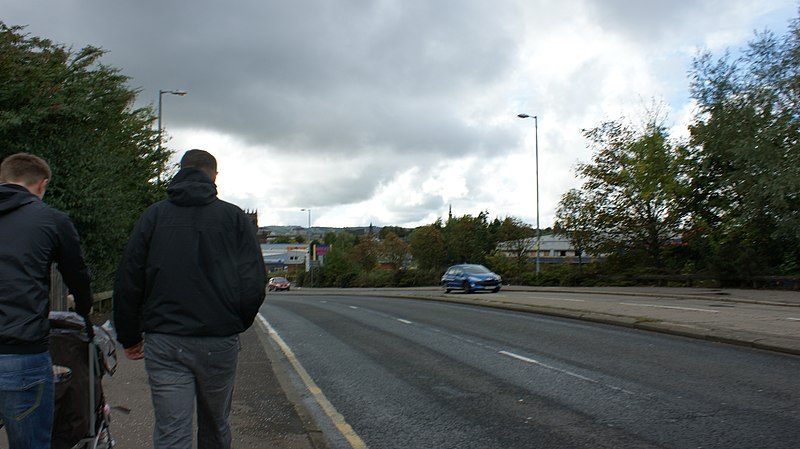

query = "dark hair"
[
  {"left": 180, "top": 149, "right": 217, "bottom": 179},
  {"left": 0, "top": 153, "right": 51, "bottom": 185}
]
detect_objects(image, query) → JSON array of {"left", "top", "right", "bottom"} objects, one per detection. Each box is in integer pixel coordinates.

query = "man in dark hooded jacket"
[
  {"left": 113, "top": 149, "right": 266, "bottom": 449},
  {"left": 0, "top": 152, "right": 93, "bottom": 449}
]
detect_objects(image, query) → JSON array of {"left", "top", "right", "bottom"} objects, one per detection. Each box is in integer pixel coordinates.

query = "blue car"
[{"left": 441, "top": 264, "right": 502, "bottom": 293}]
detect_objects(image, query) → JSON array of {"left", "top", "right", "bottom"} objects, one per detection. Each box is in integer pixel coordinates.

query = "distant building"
[
  {"left": 496, "top": 234, "right": 604, "bottom": 264},
  {"left": 260, "top": 243, "right": 308, "bottom": 274},
  {"left": 260, "top": 243, "right": 330, "bottom": 274},
  {"left": 258, "top": 225, "right": 387, "bottom": 242},
  {"left": 244, "top": 209, "right": 259, "bottom": 235}
]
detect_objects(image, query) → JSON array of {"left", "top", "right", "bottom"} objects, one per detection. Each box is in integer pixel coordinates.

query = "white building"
[
  {"left": 496, "top": 234, "right": 604, "bottom": 264},
  {"left": 260, "top": 243, "right": 308, "bottom": 273}
]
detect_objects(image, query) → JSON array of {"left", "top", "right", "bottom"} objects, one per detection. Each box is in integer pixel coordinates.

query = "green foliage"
[
  {"left": 444, "top": 211, "right": 493, "bottom": 265},
  {"left": 484, "top": 252, "right": 526, "bottom": 284},
  {"left": 394, "top": 269, "right": 440, "bottom": 287},
  {"left": 379, "top": 226, "right": 411, "bottom": 239},
  {"left": 409, "top": 224, "right": 447, "bottom": 271},
  {"left": 0, "top": 23, "right": 171, "bottom": 290},
  {"left": 313, "top": 232, "right": 359, "bottom": 287},
  {"left": 353, "top": 269, "right": 395, "bottom": 287},
  {"left": 687, "top": 12, "right": 800, "bottom": 280},
  {"left": 323, "top": 231, "right": 338, "bottom": 244},
  {"left": 352, "top": 235, "right": 379, "bottom": 272},
  {"left": 270, "top": 235, "right": 294, "bottom": 243},
  {"left": 380, "top": 232, "right": 410, "bottom": 269},
  {"left": 491, "top": 217, "right": 535, "bottom": 272},
  {"left": 493, "top": 216, "right": 535, "bottom": 242},
  {"left": 554, "top": 189, "right": 594, "bottom": 270},
  {"left": 570, "top": 113, "right": 690, "bottom": 269}
]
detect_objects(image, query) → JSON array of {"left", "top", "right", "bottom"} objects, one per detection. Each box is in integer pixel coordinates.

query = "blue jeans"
[
  {"left": 144, "top": 333, "right": 240, "bottom": 449},
  {"left": 0, "top": 352, "right": 54, "bottom": 449}
]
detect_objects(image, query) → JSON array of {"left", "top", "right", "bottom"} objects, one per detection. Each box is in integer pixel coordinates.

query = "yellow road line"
[{"left": 256, "top": 313, "right": 368, "bottom": 449}]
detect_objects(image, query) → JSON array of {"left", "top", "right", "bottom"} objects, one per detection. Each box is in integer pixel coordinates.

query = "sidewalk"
[
  {"left": 96, "top": 286, "right": 799, "bottom": 449},
  {"left": 101, "top": 325, "right": 324, "bottom": 449}
]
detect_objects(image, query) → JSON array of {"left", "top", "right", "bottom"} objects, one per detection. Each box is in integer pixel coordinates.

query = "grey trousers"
[{"left": 144, "top": 333, "right": 240, "bottom": 449}]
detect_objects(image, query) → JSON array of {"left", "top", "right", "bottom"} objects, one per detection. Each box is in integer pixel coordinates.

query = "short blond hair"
[{"left": 0, "top": 153, "right": 52, "bottom": 185}]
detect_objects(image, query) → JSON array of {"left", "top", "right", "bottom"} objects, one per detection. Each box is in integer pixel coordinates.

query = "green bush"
[{"left": 396, "top": 269, "right": 440, "bottom": 287}]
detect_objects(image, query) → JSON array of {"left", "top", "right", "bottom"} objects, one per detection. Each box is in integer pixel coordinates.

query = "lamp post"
[
  {"left": 517, "top": 113, "right": 540, "bottom": 275},
  {"left": 301, "top": 208, "right": 312, "bottom": 287},
  {"left": 157, "top": 89, "right": 187, "bottom": 152}
]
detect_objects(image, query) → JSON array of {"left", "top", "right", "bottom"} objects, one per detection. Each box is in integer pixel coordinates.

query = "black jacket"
[
  {"left": 113, "top": 168, "right": 266, "bottom": 348},
  {"left": 0, "top": 183, "right": 93, "bottom": 354}
]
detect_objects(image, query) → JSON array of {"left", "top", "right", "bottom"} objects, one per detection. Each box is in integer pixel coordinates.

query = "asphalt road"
[{"left": 261, "top": 293, "right": 800, "bottom": 449}]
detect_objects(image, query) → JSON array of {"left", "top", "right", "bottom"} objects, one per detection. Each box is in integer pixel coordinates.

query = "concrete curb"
[{"left": 499, "top": 286, "right": 800, "bottom": 307}]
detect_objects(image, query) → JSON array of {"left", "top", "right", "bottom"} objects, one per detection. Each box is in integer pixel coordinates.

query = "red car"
[{"left": 268, "top": 276, "right": 291, "bottom": 291}]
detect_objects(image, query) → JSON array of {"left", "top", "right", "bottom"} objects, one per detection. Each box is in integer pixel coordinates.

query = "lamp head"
[{"left": 160, "top": 89, "right": 188, "bottom": 96}]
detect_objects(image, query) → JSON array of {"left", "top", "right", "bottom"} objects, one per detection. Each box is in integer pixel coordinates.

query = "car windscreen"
[
  {"left": 462, "top": 266, "right": 490, "bottom": 274},
  {"left": 272, "top": 277, "right": 288, "bottom": 282}
]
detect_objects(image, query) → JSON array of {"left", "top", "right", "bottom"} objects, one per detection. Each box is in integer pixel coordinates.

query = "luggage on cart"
[{"left": 49, "top": 311, "right": 116, "bottom": 449}]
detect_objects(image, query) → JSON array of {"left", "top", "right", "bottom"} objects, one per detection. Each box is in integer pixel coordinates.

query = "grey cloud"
[
  {"left": 580, "top": 0, "right": 754, "bottom": 44},
  {"left": 6, "top": 0, "right": 786, "bottom": 227},
  {"left": 140, "top": 1, "right": 521, "bottom": 156},
  {"left": 6, "top": 0, "right": 523, "bottom": 161}
]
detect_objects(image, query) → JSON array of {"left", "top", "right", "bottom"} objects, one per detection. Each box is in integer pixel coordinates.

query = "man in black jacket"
[
  {"left": 113, "top": 149, "right": 266, "bottom": 449},
  {"left": 0, "top": 153, "right": 93, "bottom": 449}
]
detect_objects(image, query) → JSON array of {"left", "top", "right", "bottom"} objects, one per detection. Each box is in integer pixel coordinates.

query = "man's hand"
[
  {"left": 124, "top": 341, "right": 145, "bottom": 360},
  {"left": 66, "top": 294, "right": 93, "bottom": 315}
]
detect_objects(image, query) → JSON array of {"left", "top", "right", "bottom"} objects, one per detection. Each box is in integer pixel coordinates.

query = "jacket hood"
[
  {"left": 0, "top": 183, "right": 38, "bottom": 216},
  {"left": 167, "top": 168, "right": 218, "bottom": 207}
]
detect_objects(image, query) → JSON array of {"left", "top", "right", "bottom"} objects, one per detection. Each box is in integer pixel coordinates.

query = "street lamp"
[
  {"left": 517, "top": 113, "right": 540, "bottom": 275},
  {"left": 157, "top": 89, "right": 187, "bottom": 152},
  {"left": 301, "top": 208, "right": 312, "bottom": 286}
]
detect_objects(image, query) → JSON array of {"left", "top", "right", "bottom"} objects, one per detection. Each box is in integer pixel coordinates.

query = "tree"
[
  {"left": 444, "top": 212, "right": 492, "bottom": 265},
  {"left": 688, "top": 11, "right": 800, "bottom": 277},
  {"left": 409, "top": 224, "right": 447, "bottom": 271},
  {"left": 570, "top": 113, "right": 689, "bottom": 269},
  {"left": 352, "top": 235, "right": 379, "bottom": 272},
  {"left": 493, "top": 217, "right": 535, "bottom": 272},
  {"left": 0, "top": 23, "right": 171, "bottom": 289},
  {"left": 380, "top": 232, "right": 410, "bottom": 270},
  {"left": 554, "top": 189, "right": 594, "bottom": 270},
  {"left": 315, "top": 232, "right": 359, "bottom": 287},
  {"left": 379, "top": 226, "right": 410, "bottom": 239}
]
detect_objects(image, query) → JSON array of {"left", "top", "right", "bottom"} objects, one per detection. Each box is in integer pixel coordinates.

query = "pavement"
[
  {"left": 94, "top": 286, "right": 800, "bottom": 449},
  {"left": 97, "top": 322, "right": 325, "bottom": 449}
]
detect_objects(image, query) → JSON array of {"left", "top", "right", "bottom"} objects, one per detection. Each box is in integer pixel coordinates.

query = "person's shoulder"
[
  {"left": 215, "top": 198, "right": 246, "bottom": 214},
  {"left": 32, "top": 203, "right": 80, "bottom": 233},
  {"left": 39, "top": 202, "right": 71, "bottom": 221},
  {"left": 146, "top": 198, "right": 170, "bottom": 210},
  {"left": 141, "top": 198, "right": 173, "bottom": 214}
]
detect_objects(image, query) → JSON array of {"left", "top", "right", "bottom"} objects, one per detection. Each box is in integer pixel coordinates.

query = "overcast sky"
[{"left": 3, "top": 1, "right": 796, "bottom": 228}]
